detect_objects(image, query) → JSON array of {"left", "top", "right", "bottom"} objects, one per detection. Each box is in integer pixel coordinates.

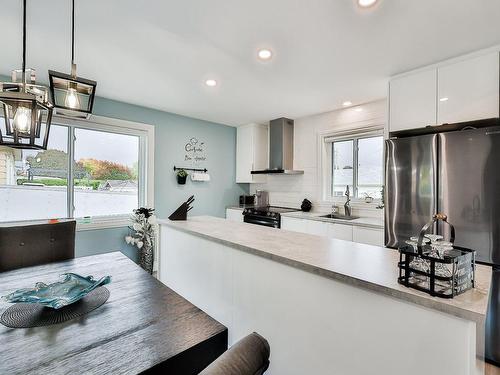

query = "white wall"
[{"left": 250, "top": 99, "right": 387, "bottom": 218}]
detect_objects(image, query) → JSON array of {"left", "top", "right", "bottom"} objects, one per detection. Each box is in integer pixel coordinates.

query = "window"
[
  {"left": 0, "top": 123, "right": 68, "bottom": 222},
  {"left": 0, "top": 115, "right": 152, "bottom": 225},
  {"left": 74, "top": 128, "right": 140, "bottom": 218},
  {"left": 328, "top": 132, "right": 383, "bottom": 200}
]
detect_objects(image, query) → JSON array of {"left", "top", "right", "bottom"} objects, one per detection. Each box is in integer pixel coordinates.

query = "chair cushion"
[
  {"left": 0, "top": 221, "right": 75, "bottom": 272},
  {"left": 199, "top": 332, "right": 270, "bottom": 375}
]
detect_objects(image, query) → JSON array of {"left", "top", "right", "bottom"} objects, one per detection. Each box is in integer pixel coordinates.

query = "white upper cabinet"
[
  {"left": 389, "top": 69, "right": 437, "bottom": 132},
  {"left": 437, "top": 52, "right": 500, "bottom": 125},
  {"left": 236, "top": 123, "right": 268, "bottom": 183},
  {"left": 389, "top": 49, "right": 500, "bottom": 133}
]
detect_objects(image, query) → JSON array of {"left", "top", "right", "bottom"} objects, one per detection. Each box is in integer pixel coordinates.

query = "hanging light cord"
[
  {"left": 71, "top": 0, "right": 75, "bottom": 66},
  {"left": 22, "top": 0, "right": 26, "bottom": 86}
]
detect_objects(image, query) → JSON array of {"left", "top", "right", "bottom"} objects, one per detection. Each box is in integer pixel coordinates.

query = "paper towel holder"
[{"left": 173, "top": 166, "right": 208, "bottom": 173}]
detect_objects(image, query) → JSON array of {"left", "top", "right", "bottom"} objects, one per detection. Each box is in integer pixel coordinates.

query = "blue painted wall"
[
  {"left": 76, "top": 227, "right": 139, "bottom": 262},
  {"left": 0, "top": 74, "right": 248, "bottom": 261},
  {"left": 74, "top": 97, "right": 248, "bottom": 260}
]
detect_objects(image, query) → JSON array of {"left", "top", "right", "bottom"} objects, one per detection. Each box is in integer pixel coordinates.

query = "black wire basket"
[{"left": 398, "top": 213, "right": 476, "bottom": 299}]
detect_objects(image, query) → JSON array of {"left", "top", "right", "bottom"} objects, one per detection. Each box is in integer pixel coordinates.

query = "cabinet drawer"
[
  {"left": 327, "top": 223, "right": 353, "bottom": 241},
  {"left": 352, "top": 226, "right": 384, "bottom": 246}
]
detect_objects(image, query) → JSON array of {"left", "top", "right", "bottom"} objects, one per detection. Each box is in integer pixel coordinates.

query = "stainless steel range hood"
[{"left": 251, "top": 117, "right": 304, "bottom": 175}]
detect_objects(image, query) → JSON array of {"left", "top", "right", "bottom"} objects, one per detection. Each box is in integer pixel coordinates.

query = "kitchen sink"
[{"left": 319, "top": 214, "right": 359, "bottom": 221}]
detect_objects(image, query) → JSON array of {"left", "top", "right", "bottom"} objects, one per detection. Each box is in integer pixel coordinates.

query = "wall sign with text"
[{"left": 184, "top": 137, "right": 206, "bottom": 164}]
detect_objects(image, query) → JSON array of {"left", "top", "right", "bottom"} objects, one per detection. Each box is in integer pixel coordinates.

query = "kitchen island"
[{"left": 158, "top": 216, "right": 492, "bottom": 375}]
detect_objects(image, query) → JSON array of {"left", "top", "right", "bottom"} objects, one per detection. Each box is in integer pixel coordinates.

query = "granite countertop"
[
  {"left": 226, "top": 206, "right": 384, "bottom": 229},
  {"left": 159, "top": 216, "right": 491, "bottom": 324}
]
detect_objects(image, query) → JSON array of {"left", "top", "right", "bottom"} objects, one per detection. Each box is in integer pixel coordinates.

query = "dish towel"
[{"left": 191, "top": 173, "right": 210, "bottom": 182}]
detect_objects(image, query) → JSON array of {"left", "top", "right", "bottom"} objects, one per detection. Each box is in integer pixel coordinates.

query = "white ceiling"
[{"left": 1, "top": 0, "right": 500, "bottom": 126}]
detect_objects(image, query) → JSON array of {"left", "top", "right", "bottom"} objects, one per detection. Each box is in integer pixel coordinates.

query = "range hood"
[{"left": 251, "top": 118, "right": 304, "bottom": 175}]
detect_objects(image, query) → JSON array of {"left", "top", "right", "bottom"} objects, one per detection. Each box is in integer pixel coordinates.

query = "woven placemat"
[{"left": 1, "top": 286, "right": 110, "bottom": 328}]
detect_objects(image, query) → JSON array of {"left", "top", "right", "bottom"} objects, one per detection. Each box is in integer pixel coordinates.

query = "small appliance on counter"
[
  {"left": 397, "top": 213, "right": 475, "bottom": 299},
  {"left": 255, "top": 190, "right": 269, "bottom": 207},
  {"left": 301, "top": 199, "right": 312, "bottom": 212},
  {"left": 243, "top": 206, "right": 300, "bottom": 228},
  {"left": 239, "top": 195, "right": 255, "bottom": 206}
]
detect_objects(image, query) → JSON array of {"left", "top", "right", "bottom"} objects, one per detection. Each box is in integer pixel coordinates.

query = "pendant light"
[
  {"left": 49, "top": 0, "right": 97, "bottom": 118},
  {"left": 0, "top": 0, "right": 54, "bottom": 150}
]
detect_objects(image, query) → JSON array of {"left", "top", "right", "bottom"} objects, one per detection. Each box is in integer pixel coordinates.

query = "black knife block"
[
  {"left": 169, "top": 196, "right": 195, "bottom": 221},
  {"left": 169, "top": 203, "right": 188, "bottom": 221}
]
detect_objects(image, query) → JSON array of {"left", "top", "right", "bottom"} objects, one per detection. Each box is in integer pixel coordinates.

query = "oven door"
[{"left": 243, "top": 214, "right": 280, "bottom": 228}]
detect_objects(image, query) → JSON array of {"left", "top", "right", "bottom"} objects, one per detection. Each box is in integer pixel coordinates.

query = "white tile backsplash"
[{"left": 250, "top": 99, "right": 387, "bottom": 219}]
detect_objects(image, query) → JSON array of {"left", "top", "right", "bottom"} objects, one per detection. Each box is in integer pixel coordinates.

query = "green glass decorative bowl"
[{"left": 2, "top": 273, "right": 111, "bottom": 309}]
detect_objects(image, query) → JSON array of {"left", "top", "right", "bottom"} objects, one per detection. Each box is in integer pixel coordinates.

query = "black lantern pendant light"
[
  {"left": 0, "top": 0, "right": 54, "bottom": 150},
  {"left": 49, "top": 0, "right": 97, "bottom": 118}
]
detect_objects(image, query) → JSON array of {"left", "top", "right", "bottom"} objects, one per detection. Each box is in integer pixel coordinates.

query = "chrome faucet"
[
  {"left": 344, "top": 185, "right": 352, "bottom": 217},
  {"left": 332, "top": 204, "right": 339, "bottom": 216}
]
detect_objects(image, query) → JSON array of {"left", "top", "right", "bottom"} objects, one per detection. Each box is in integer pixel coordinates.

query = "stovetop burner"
[{"left": 245, "top": 206, "right": 300, "bottom": 214}]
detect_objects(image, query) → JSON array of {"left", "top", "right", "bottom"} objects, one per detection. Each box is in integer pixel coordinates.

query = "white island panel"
[{"left": 160, "top": 222, "right": 482, "bottom": 375}]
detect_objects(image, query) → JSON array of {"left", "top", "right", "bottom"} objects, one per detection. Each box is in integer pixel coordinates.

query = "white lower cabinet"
[
  {"left": 282, "top": 216, "right": 384, "bottom": 245},
  {"left": 352, "top": 226, "right": 385, "bottom": 246},
  {"left": 305, "top": 220, "right": 328, "bottom": 236},
  {"left": 327, "top": 223, "right": 353, "bottom": 241},
  {"left": 281, "top": 217, "right": 309, "bottom": 233},
  {"left": 226, "top": 208, "right": 243, "bottom": 222}
]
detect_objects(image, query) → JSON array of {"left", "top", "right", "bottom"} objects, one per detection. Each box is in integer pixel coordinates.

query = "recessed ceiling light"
[
  {"left": 354, "top": 107, "right": 363, "bottom": 112},
  {"left": 342, "top": 101, "right": 353, "bottom": 107},
  {"left": 357, "top": 0, "right": 378, "bottom": 8},
  {"left": 258, "top": 49, "right": 273, "bottom": 61},
  {"left": 439, "top": 97, "right": 449, "bottom": 102},
  {"left": 205, "top": 79, "right": 217, "bottom": 87}
]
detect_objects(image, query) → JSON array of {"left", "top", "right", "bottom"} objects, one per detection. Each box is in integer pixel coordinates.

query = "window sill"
[
  {"left": 76, "top": 216, "right": 131, "bottom": 231},
  {"left": 322, "top": 199, "right": 384, "bottom": 211}
]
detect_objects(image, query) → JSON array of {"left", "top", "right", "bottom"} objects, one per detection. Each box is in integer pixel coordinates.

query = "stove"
[{"left": 242, "top": 206, "right": 300, "bottom": 228}]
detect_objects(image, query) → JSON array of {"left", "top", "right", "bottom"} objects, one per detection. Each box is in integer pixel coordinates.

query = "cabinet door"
[
  {"left": 327, "top": 223, "right": 353, "bottom": 241},
  {"left": 306, "top": 220, "right": 328, "bottom": 237},
  {"left": 226, "top": 208, "right": 243, "bottom": 222},
  {"left": 352, "top": 226, "right": 384, "bottom": 246},
  {"left": 236, "top": 124, "right": 268, "bottom": 183},
  {"left": 281, "top": 217, "right": 308, "bottom": 233},
  {"left": 236, "top": 126, "right": 253, "bottom": 183},
  {"left": 252, "top": 125, "right": 268, "bottom": 184},
  {"left": 438, "top": 52, "right": 499, "bottom": 125},
  {"left": 389, "top": 69, "right": 437, "bottom": 132}
]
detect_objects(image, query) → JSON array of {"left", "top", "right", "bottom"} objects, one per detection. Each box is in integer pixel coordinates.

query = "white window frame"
[
  {"left": 318, "top": 124, "right": 384, "bottom": 206},
  {"left": 2, "top": 113, "right": 155, "bottom": 231}
]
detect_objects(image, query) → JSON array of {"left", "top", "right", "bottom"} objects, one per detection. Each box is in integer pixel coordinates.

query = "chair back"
[
  {"left": 0, "top": 220, "right": 76, "bottom": 272},
  {"left": 199, "top": 332, "right": 270, "bottom": 375}
]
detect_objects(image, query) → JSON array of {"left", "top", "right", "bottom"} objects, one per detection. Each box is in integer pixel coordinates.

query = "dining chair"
[
  {"left": 0, "top": 220, "right": 76, "bottom": 272},
  {"left": 199, "top": 332, "right": 270, "bottom": 375}
]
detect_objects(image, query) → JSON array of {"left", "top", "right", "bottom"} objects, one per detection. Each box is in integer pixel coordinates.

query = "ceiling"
[{"left": 1, "top": 0, "right": 500, "bottom": 126}]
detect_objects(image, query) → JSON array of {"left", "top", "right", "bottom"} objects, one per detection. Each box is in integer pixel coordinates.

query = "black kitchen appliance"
[
  {"left": 243, "top": 206, "right": 300, "bottom": 228},
  {"left": 239, "top": 195, "right": 255, "bottom": 205}
]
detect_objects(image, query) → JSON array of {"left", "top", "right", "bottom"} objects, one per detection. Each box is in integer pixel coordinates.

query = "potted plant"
[
  {"left": 176, "top": 169, "right": 188, "bottom": 184},
  {"left": 125, "top": 207, "right": 157, "bottom": 274},
  {"left": 363, "top": 193, "right": 374, "bottom": 204}
]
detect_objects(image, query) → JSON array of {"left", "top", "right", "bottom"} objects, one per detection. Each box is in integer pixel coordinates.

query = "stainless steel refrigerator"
[{"left": 385, "top": 124, "right": 500, "bottom": 365}]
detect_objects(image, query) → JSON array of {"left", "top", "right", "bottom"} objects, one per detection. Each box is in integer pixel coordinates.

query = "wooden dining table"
[{"left": 0, "top": 252, "right": 228, "bottom": 375}]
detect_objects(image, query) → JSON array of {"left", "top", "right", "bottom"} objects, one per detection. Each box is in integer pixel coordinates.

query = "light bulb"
[
  {"left": 65, "top": 87, "right": 81, "bottom": 109},
  {"left": 13, "top": 107, "right": 31, "bottom": 133}
]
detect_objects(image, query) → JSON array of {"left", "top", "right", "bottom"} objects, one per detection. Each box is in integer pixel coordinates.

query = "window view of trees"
[
  {"left": 0, "top": 122, "right": 142, "bottom": 222},
  {"left": 17, "top": 150, "right": 137, "bottom": 191}
]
